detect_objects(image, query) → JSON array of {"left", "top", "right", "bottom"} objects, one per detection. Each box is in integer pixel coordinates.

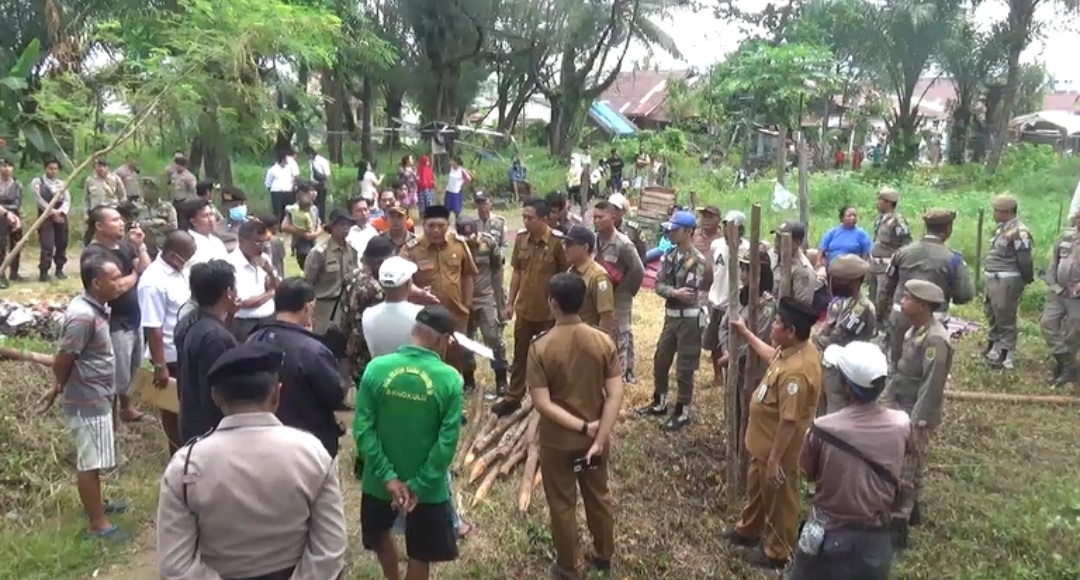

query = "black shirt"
[
  {"left": 82, "top": 240, "right": 142, "bottom": 331},
  {"left": 607, "top": 155, "right": 624, "bottom": 178},
  {"left": 176, "top": 310, "right": 237, "bottom": 442}
]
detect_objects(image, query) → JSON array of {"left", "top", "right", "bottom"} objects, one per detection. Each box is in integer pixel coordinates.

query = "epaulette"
[
  {"left": 624, "top": 219, "right": 640, "bottom": 230},
  {"left": 453, "top": 233, "right": 467, "bottom": 243},
  {"left": 405, "top": 237, "right": 421, "bottom": 249},
  {"left": 532, "top": 328, "right": 551, "bottom": 342}
]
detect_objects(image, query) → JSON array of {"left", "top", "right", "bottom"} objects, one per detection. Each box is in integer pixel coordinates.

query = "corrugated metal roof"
[{"left": 600, "top": 70, "right": 691, "bottom": 121}]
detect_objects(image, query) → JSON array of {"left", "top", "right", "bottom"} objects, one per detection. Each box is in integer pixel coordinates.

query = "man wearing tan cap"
[
  {"left": 882, "top": 208, "right": 974, "bottom": 365},
  {"left": 812, "top": 254, "right": 877, "bottom": 414},
  {"left": 869, "top": 187, "right": 912, "bottom": 326},
  {"left": 981, "top": 194, "right": 1034, "bottom": 370}
]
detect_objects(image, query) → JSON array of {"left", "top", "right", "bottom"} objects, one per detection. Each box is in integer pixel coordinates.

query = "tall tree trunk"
[
  {"left": 986, "top": 45, "right": 1023, "bottom": 174},
  {"left": 322, "top": 69, "right": 344, "bottom": 165},
  {"left": 949, "top": 91, "right": 972, "bottom": 165},
  {"left": 383, "top": 86, "right": 404, "bottom": 149},
  {"left": 360, "top": 76, "right": 374, "bottom": 163}
]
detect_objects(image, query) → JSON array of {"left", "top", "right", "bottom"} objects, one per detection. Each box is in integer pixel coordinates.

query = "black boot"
[
  {"left": 909, "top": 500, "right": 923, "bottom": 527},
  {"left": 661, "top": 403, "right": 691, "bottom": 432},
  {"left": 38, "top": 270, "right": 50, "bottom": 283},
  {"left": 1051, "top": 355, "right": 1065, "bottom": 383},
  {"left": 1054, "top": 357, "right": 1078, "bottom": 386},
  {"left": 463, "top": 370, "right": 477, "bottom": 393},
  {"left": 492, "top": 369, "right": 508, "bottom": 397},
  {"left": 635, "top": 393, "right": 667, "bottom": 417}
]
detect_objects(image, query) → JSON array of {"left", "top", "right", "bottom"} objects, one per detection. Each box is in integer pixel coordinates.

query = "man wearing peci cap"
[
  {"left": 401, "top": 204, "right": 479, "bottom": 375},
  {"left": 606, "top": 193, "right": 647, "bottom": 262},
  {"left": 704, "top": 210, "right": 751, "bottom": 385},
  {"left": 882, "top": 208, "right": 974, "bottom": 365},
  {"left": 562, "top": 226, "right": 616, "bottom": 332},
  {"left": 456, "top": 216, "right": 509, "bottom": 397},
  {"left": 592, "top": 199, "right": 645, "bottom": 384},
  {"left": 882, "top": 279, "right": 953, "bottom": 532},
  {"left": 1040, "top": 209, "right": 1080, "bottom": 386},
  {"left": 638, "top": 210, "right": 708, "bottom": 431},
  {"left": 355, "top": 305, "right": 465, "bottom": 580},
  {"left": 981, "top": 194, "right": 1034, "bottom": 370},
  {"left": 156, "top": 342, "right": 348, "bottom": 580},
  {"left": 869, "top": 186, "right": 912, "bottom": 326},
  {"left": 793, "top": 341, "right": 914, "bottom": 579},
  {"left": 813, "top": 254, "right": 877, "bottom": 415},
  {"left": 304, "top": 208, "right": 358, "bottom": 337},
  {"left": 725, "top": 297, "right": 822, "bottom": 569}
]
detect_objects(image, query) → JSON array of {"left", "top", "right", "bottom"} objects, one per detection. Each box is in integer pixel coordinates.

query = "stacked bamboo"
[{"left": 454, "top": 398, "right": 543, "bottom": 511}]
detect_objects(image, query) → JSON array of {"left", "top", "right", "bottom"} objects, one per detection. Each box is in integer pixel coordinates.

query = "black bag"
[{"left": 318, "top": 288, "right": 348, "bottom": 359}]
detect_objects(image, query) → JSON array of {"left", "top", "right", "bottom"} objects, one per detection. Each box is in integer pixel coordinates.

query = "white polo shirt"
[
  {"left": 265, "top": 163, "right": 295, "bottom": 193},
  {"left": 137, "top": 257, "right": 191, "bottom": 363},
  {"left": 185, "top": 230, "right": 229, "bottom": 277},
  {"left": 346, "top": 223, "right": 378, "bottom": 258},
  {"left": 228, "top": 249, "right": 276, "bottom": 319}
]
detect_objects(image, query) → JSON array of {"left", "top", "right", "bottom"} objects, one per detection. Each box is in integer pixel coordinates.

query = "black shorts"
[{"left": 360, "top": 494, "right": 458, "bottom": 563}]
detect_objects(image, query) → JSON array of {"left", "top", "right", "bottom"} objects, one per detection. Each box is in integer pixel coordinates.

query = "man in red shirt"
[{"left": 371, "top": 189, "right": 414, "bottom": 233}]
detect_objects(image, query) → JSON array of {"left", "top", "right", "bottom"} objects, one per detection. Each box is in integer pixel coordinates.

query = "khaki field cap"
[
  {"left": 991, "top": 194, "right": 1018, "bottom": 212},
  {"left": 922, "top": 208, "right": 956, "bottom": 226},
  {"left": 877, "top": 186, "right": 899, "bottom": 203},
  {"left": 904, "top": 279, "right": 945, "bottom": 304},
  {"left": 829, "top": 254, "right": 870, "bottom": 281}
]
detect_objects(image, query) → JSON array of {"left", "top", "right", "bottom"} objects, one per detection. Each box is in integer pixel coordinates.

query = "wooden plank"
[
  {"left": 724, "top": 220, "right": 743, "bottom": 504},
  {"left": 738, "top": 204, "right": 763, "bottom": 494}
]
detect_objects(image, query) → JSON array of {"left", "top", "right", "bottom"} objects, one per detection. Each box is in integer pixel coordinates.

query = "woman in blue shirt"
[{"left": 819, "top": 206, "right": 872, "bottom": 265}]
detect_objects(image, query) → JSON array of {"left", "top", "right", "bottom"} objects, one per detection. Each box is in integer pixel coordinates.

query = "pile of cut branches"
[{"left": 455, "top": 398, "right": 542, "bottom": 511}]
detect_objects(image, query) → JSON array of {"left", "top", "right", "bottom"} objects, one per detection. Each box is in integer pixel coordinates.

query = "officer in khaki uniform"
[
  {"left": 607, "top": 193, "right": 647, "bottom": 262},
  {"left": 982, "top": 194, "right": 1034, "bottom": 370},
  {"left": 458, "top": 215, "right": 508, "bottom": 395},
  {"left": 770, "top": 221, "right": 818, "bottom": 305},
  {"left": 637, "top": 210, "right": 707, "bottom": 432},
  {"left": 156, "top": 342, "right": 347, "bottom": 579},
  {"left": 882, "top": 208, "right": 975, "bottom": 365},
  {"left": 594, "top": 199, "right": 645, "bottom": 383},
  {"left": 138, "top": 178, "right": 178, "bottom": 259},
  {"left": 381, "top": 206, "right": 417, "bottom": 255},
  {"left": 304, "top": 208, "right": 357, "bottom": 335},
  {"left": 1041, "top": 210, "right": 1080, "bottom": 385},
  {"left": 169, "top": 156, "right": 199, "bottom": 206},
  {"left": 475, "top": 192, "right": 509, "bottom": 318},
  {"left": 813, "top": 254, "right": 877, "bottom": 414},
  {"left": 84, "top": 158, "right": 126, "bottom": 211},
  {"left": 527, "top": 272, "right": 623, "bottom": 580},
  {"left": 882, "top": 279, "right": 953, "bottom": 530},
  {"left": 401, "top": 204, "right": 479, "bottom": 373},
  {"left": 493, "top": 199, "right": 570, "bottom": 417},
  {"left": 869, "top": 186, "right": 912, "bottom": 324},
  {"left": 723, "top": 297, "right": 822, "bottom": 569},
  {"left": 562, "top": 226, "right": 615, "bottom": 331}
]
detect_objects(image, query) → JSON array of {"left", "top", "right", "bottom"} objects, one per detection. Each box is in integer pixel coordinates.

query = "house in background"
[
  {"left": 598, "top": 70, "right": 697, "bottom": 129},
  {"left": 1042, "top": 91, "right": 1080, "bottom": 113}
]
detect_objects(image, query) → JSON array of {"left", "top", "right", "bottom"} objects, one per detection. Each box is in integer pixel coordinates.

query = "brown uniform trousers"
[
  {"left": 528, "top": 322, "right": 621, "bottom": 578},
  {"left": 507, "top": 227, "right": 568, "bottom": 400},
  {"left": 737, "top": 340, "right": 821, "bottom": 562},
  {"left": 401, "top": 232, "right": 479, "bottom": 373}
]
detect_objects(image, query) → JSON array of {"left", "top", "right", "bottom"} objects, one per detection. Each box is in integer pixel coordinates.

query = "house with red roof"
[{"left": 598, "top": 70, "right": 697, "bottom": 129}]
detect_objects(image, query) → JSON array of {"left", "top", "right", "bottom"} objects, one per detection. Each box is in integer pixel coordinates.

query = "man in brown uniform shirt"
[
  {"left": 527, "top": 273, "right": 624, "bottom": 580},
  {"left": 493, "top": 198, "right": 569, "bottom": 417},
  {"left": 793, "top": 341, "right": 913, "bottom": 579},
  {"left": 401, "top": 204, "right": 478, "bottom": 373},
  {"left": 725, "top": 297, "right": 822, "bottom": 569},
  {"left": 562, "top": 226, "right": 615, "bottom": 332}
]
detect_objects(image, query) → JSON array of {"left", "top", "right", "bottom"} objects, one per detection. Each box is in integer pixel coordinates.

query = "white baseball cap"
[
  {"left": 822, "top": 341, "right": 888, "bottom": 390},
  {"left": 378, "top": 256, "right": 417, "bottom": 288},
  {"left": 607, "top": 193, "right": 629, "bottom": 210}
]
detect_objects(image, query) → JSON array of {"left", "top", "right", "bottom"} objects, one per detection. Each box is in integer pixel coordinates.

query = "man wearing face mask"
[
  {"left": 248, "top": 278, "right": 347, "bottom": 458},
  {"left": 216, "top": 186, "right": 250, "bottom": 253}
]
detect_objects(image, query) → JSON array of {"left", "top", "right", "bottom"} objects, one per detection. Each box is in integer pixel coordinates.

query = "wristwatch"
[{"left": 580, "top": 421, "right": 588, "bottom": 435}]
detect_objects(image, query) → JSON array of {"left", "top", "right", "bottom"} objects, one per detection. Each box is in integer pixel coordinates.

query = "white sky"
[{"left": 626, "top": 1, "right": 1079, "bottom": 87}]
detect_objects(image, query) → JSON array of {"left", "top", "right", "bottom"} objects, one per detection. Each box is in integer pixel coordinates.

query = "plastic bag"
[{"left": 771, "top": 181, "right": 797, "bottom": 212}]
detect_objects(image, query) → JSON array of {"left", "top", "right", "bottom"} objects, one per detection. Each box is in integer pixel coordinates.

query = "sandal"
[{"left": 82, "top": 525, "right": 132, "bottom": 542}]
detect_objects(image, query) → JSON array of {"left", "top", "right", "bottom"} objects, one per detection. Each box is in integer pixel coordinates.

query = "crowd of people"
[{"left": 14, "top": 144, "right": 1080, "bottom": 580}]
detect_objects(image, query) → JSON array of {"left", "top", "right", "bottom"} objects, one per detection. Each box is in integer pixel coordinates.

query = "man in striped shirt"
[{"left": 38, "top": 251, "right": 131, "bottom": 542}]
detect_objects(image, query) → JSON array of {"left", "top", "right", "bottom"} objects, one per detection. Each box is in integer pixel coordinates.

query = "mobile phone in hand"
[{"left": 573, "top": 456, "right": 601, "bottom": 472}]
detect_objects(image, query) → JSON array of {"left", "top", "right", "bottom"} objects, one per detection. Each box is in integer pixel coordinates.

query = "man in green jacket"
[{"left": 354, "top": 304, "right": 464, "bottom": 580}]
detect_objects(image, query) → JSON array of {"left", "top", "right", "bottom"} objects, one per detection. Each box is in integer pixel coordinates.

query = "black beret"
[
  {"left": 563, "top": 225, "right": 597, "bottom": 247},
  {"left": 422, "top": 204, "right": 452, "bottom": 221},
  {"left": 363, "top": 235, "right": 396, "bottom": 260},
  {"left": 416, "top": 305, "right": 456, "bottom": 335},
  {"left": 777, "top": 296, "right": 818, "bottom": 328},
  {"left": 324, "top": 207, "right": 355, "bottom": 231},
  {"left": 207, "top": 342, "right": 284, "bottom": 386}
]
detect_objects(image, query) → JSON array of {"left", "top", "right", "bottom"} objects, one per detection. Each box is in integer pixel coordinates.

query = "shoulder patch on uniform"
[
  {"left": 598, "top": 280, "right": 609, "bottom": 292},
  {"left": 786, "top": 380, "right": 800, "bottom": 395},
  {"left": 925, "top": 346, "right": 936, "bottom": 362},
  {"left": 405, "top": 237, "right": 420, "bottom": 248}
]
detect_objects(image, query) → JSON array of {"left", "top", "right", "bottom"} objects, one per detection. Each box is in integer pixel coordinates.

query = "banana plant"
[{"left": 0, "top": 39, "right": 64, "bottom": 160}]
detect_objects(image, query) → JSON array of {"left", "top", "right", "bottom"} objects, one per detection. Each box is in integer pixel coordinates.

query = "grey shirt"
[{"left": 59, "top": 294, "right": 115, "bottom": 417}]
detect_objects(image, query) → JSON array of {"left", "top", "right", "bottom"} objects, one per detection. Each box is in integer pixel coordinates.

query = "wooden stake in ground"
[
  {"left": 0, "top": 97, "right": 163, "bottom": 275},
  {"left": 974, "top": 208, "right": 985, "bottom": 289},
  {"left": 737, "top": 204, "right": 763, "bottom": 495},
  {"left": 723, "top": 220, "right": 743, "bottom": 504}
]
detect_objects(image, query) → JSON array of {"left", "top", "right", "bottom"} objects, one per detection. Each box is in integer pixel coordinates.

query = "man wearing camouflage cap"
[
  {"left": 981, "top": 194, "right": 1034, "bottom": 370},
  {"left": 869, "top": 186, "right": 912, "bottom": 327},
  {"left": 812, "top": 254, "right": 877, "bottom": 415},
  {"left": 882, "top": 208, "right": 974, "bottom": 365},
  {"left": 882, "top": 279, "right": 953, "bottom": 533},
  {"left": 1040, "top": 209, "right": 1080, "bottom": 386}
]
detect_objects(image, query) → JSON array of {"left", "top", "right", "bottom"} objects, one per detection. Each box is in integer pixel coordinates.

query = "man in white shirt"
[
  {"left": 179, "top": 198, "right": 229, "bottom": 276},
  {"left": 136, "top": 230, "right": 197, "bottom": 455},
  {"left": 265, "top": 151, "right": 297, "bottom": 224},
  {"left": 703, "top": 210, "right": 751, "bottom": 386},
  {"left": 345, "top": 196, "right": 378, "bottom": 260},
  {"left": 229, "top": 220, "right": 279, "bottom": 339},
  {"left": 305, "top": 145, "right": 332, "bottom": 219},
  {"left": 362, "top": 256, "right": 422, "bottom": 357}
]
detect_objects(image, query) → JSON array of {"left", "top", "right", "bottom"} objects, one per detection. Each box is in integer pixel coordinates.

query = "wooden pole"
[
  {"left": 974, "top": 208, "right": 985, "bottom": 289},
  {"left": 797, "top": 137, "right": 810, "bottom": 228},
  {"left": 0, "top": 96, "right": 163, "bottom": 275},
  {"left": 775, "top": 128, "right": 787, "bottom": 186},
  {"left": 723, "top": 220, "right": 742, "bottom": 504},
  {"left": 737, "top": 203, "right": 762, "bottom": 494},
  {"left": 779, "top": 232, "right": 793, "bottom": 299}
]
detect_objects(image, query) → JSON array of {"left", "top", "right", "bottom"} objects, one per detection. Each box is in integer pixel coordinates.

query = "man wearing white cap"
[
  {"left": 792, "top": 341, "right": 913, "bottom": 579},
  {"left": 606, "top": 193, "right": 646, "bottom": 262},
  {"left": 361, "top": 256, "right": 423, "bottom": 358}
]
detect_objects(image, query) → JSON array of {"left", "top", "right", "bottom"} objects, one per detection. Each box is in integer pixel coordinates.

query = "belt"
[
  {"left": 228, "top": 566, "right": 296, "bottom": 580},
  {"left": 984, "top": 271, "right": 1021, "bottom": 279},
  {"left": 834, "top": 521, "right": 890, "bottom": 533},
  {"left": 665, "top": 308, "right": 699, "bottom": 317},
  {"left": 892, "top": 303, "right": 946, "bottom": 320}
]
